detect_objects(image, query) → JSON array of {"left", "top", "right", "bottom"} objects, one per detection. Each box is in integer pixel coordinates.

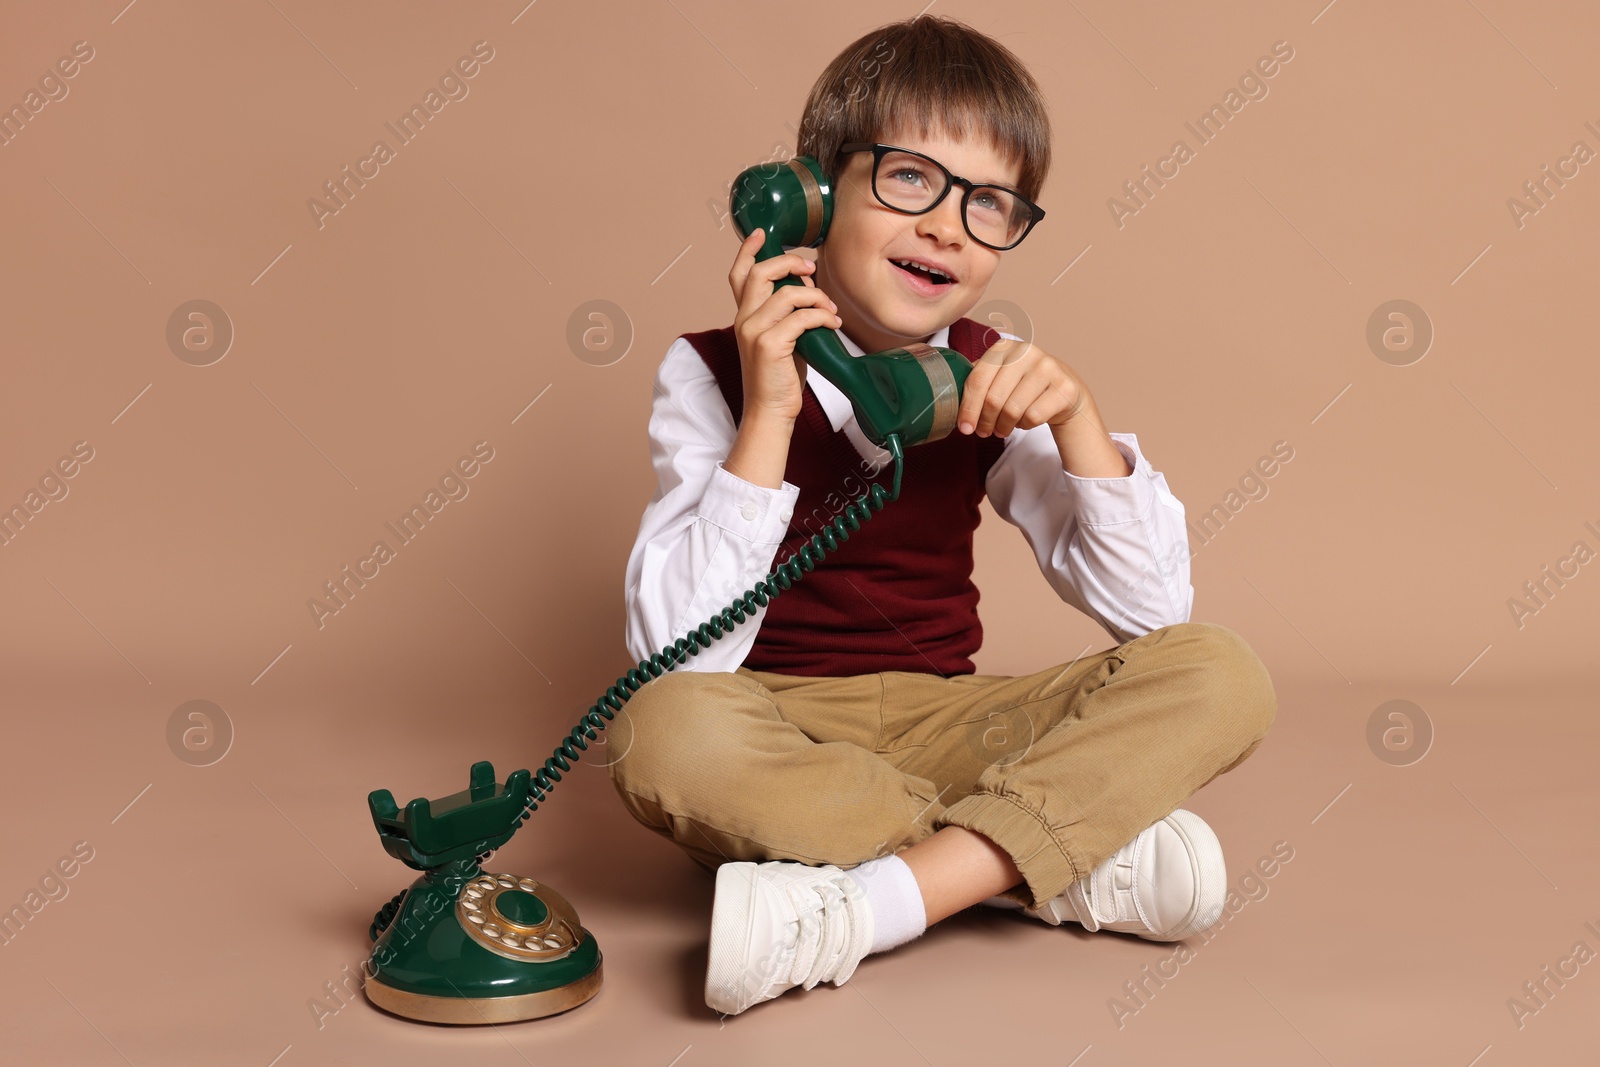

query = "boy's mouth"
[{"left": 889, "top": 257, "right": 956, "bottom": 286}]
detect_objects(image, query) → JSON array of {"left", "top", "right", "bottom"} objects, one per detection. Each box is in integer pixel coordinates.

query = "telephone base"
[
  {"left": 366, "top": 962, "right": 604, "bottom": 1024},
  {"left": 365, "top": 861, "right": 603, "bottom": 1025}
]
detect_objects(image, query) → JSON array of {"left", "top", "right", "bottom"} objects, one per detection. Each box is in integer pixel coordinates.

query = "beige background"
[{"left": 2, "top": 1, "right": 1596, "bottom": 1063}]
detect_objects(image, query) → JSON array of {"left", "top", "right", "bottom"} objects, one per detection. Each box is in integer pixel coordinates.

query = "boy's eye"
[{"left": 885, "top": 165, "right": 929, "bottom": 188}]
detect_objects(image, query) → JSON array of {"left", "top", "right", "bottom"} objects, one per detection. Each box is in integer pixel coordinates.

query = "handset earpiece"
[
  {"left": 728, "top": 155, "right": 970, "bottom": 449},
  {"left": 728, "top": 157, "right": 867, "bottom": 404},
  {"left": 730, "top": 156, "right": 833, "bottom": 259}
]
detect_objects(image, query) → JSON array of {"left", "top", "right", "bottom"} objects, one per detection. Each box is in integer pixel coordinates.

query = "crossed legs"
[{"left": 607, "top": 621, "right": 1277, "bottom": 920}]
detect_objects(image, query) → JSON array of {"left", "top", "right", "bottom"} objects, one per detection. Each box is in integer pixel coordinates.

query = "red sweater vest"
[{"left": 680, "top": 317, "right": 1007, "bottom": 677}]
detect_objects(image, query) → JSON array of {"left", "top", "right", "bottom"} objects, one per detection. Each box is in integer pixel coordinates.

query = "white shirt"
[{"left": 623, "top": 324, "right": 1194, "bottom": 673}]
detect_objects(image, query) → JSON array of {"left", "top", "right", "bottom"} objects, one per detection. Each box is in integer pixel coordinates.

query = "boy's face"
[{"left": 814, "top": 123, "right": 1022, "bottom": 355}]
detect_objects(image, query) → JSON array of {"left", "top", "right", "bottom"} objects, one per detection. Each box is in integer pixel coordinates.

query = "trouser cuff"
[{"left": 935, "top": 789, "right": 1083, "bottom": 911}]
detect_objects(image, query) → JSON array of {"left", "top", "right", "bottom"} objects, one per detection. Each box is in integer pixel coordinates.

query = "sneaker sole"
[
  {"left": 1147, "top": 809, "right": 1227, "bottom": 941},
  {"left": 705, "top": 862, "right": 763, "bottom": 1015}
]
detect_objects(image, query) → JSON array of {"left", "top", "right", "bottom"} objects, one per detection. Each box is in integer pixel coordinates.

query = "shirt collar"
[{"left": 807, "top": 325, "right": 952, "bottom": 434}]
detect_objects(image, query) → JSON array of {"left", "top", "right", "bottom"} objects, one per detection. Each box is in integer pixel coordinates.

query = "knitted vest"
[{"left": 680, "top": 318, "right": 1007, "bottom": 677}]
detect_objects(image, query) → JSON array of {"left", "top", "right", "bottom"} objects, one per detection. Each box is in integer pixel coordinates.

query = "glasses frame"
[{"left": 839, "top": 141, "right": 1045, "bottom": 251}]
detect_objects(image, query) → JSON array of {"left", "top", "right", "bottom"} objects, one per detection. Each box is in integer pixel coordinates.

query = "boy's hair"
[{"left": 797, "top": 14, "right": 1052, "bottom": 205}]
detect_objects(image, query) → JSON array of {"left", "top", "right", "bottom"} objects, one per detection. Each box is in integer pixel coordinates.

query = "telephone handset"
[
  {"left": 359, "top": 154, "right": 969, "bottom": 1027},
  {"left": 728, "top": 155, "right": 970, "bottom": 450}
]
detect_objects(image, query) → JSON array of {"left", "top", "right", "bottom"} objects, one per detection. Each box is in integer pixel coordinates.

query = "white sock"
[{"left": 844, "top": 854, "right": 927, "bottom": 955}]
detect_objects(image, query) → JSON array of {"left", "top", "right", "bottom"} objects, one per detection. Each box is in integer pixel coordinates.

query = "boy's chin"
[
  {"left": 871, "top": 304, "right": 966, "bottom": 343},
  {"left": 865, "top": 294, "right": 944, "bottom": 326}
]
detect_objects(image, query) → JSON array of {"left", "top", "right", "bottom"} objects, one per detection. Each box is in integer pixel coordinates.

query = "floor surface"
[{"left": 4, "top": 674, "right": 1594, "bottom": 1066}]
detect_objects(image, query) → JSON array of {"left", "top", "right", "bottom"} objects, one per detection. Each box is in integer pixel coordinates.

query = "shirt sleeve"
[
  {"left": 985, "top": 424, "right": 1193, "bottom": 643},
  {"left": 623, "top": 337, "right": 802, "bottom": 673}
]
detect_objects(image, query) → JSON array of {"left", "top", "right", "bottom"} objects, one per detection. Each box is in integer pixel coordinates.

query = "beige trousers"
[{"left": 605, "top": 621, "right": 1276, "bottom": 910}]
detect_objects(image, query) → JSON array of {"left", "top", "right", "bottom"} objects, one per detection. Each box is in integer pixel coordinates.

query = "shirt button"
[{"left": 740, "top": 502, "right": 758, "bottom": 521}]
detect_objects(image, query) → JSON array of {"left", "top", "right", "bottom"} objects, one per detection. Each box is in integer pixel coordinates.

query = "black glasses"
[{"left": 839, "top": 142, "right": 1045, "bottom": 251}]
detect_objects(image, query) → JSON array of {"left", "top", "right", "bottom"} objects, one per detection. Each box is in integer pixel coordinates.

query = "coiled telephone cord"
[
  {"left": 369, "top": 437, "right": 903, "bottom": 942},
  {"left": 507, "top": 436, "right": 902, "bottom": 829},
  {"left": 499, "top": 435, "right": 902, "bottom": 831}
]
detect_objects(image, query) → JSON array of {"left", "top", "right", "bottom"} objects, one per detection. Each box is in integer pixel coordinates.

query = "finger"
[
  {"left": 1023, "top": 377, "right": 1084, "bottom": 429},
  {"left": 743, "top": 287, "right": 840, "bottom": 347},
  {"left": 958, "top": 339, "right": 1024, "bottom": 431},
  {"left": 973, "top": 353, "right": 1031, "bottom": 435},
  {"left": 992, "top": 374, "right": 1049, "bottom": 437},
  {"left": 975, "top": 337, "right": 1030, "bottom": 370},
  {"left": 759, "top": 306, "right": 843, "bottom": 356},
  {"left": 728, "top": 228, "right": 766, "bottom": 307},
  {"left": 1019, "top": 389, "right": 1063, "bottom": 431},
  {"left": 736, "top": 250, "right": 818, "bottom": 321},
  {"left": 729, "top": 231, "right": 813, "bottom": 304},
  {"left": 957, "top": 358, "right": 1000, "bottom": 433},
  {"left": 751, "top": 252, "right": 816, "bottom": 288}
]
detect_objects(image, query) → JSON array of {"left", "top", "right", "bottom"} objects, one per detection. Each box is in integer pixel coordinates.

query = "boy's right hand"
[{"left": 729, "top": 227, "right": 842, "bottom": 423}]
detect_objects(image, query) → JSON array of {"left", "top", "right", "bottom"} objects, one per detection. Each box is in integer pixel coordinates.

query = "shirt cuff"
[
  {"left": 697, "top": 460, "right": 800, "bottom": 542},
  {"left": 1057, "top": 432, "right": 1158, "bottom": 527}
]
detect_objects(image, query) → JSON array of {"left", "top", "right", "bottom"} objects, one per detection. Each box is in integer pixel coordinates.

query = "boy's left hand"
[{"left": 956, "top": 338, "right": 1089, "bottom": 437}]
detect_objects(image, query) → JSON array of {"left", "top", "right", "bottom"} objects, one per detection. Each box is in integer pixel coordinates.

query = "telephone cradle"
[{"left": 362, "top": 153, "right": 973, "bottom": 1024}]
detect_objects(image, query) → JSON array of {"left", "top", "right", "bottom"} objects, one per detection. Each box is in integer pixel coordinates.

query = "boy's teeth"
[{"left": 893, "top": 258, "right": 949, "bottom": 281}]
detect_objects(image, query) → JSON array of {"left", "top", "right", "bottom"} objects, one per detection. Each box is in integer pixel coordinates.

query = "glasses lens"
[
  {"left": 966, "top": 187, "right": 1032, "bottom": 249},
  {"left": 874, "top": 150, "right": 947, "bottom": 211}
]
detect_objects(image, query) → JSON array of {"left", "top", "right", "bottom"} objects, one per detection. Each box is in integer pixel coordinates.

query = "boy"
[{"left": 610, "top": 15, "right": 1276, "bottom": 1016}]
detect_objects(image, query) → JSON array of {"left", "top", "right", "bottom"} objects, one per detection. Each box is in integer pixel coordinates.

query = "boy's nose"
[{"left": 916, "top": 195, "right": 968, "bottom": 249}]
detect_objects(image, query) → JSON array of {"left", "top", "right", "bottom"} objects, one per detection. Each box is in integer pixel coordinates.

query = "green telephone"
[{"left": 361, "top": 153, "right": 973, "bottom": 1024}]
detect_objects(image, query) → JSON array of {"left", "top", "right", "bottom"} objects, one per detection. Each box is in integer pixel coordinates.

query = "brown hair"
[{"left": 797, "top": 14, "right": 1052, "bottom": 205}]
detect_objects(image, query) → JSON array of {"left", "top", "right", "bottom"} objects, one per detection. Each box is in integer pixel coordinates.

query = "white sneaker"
[
  {"left": 1025, "top": 809, "right": 1226, "bottom": 942},
  {"left": 705, "top": 859, "right": 875, "bottom": 1016}
]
